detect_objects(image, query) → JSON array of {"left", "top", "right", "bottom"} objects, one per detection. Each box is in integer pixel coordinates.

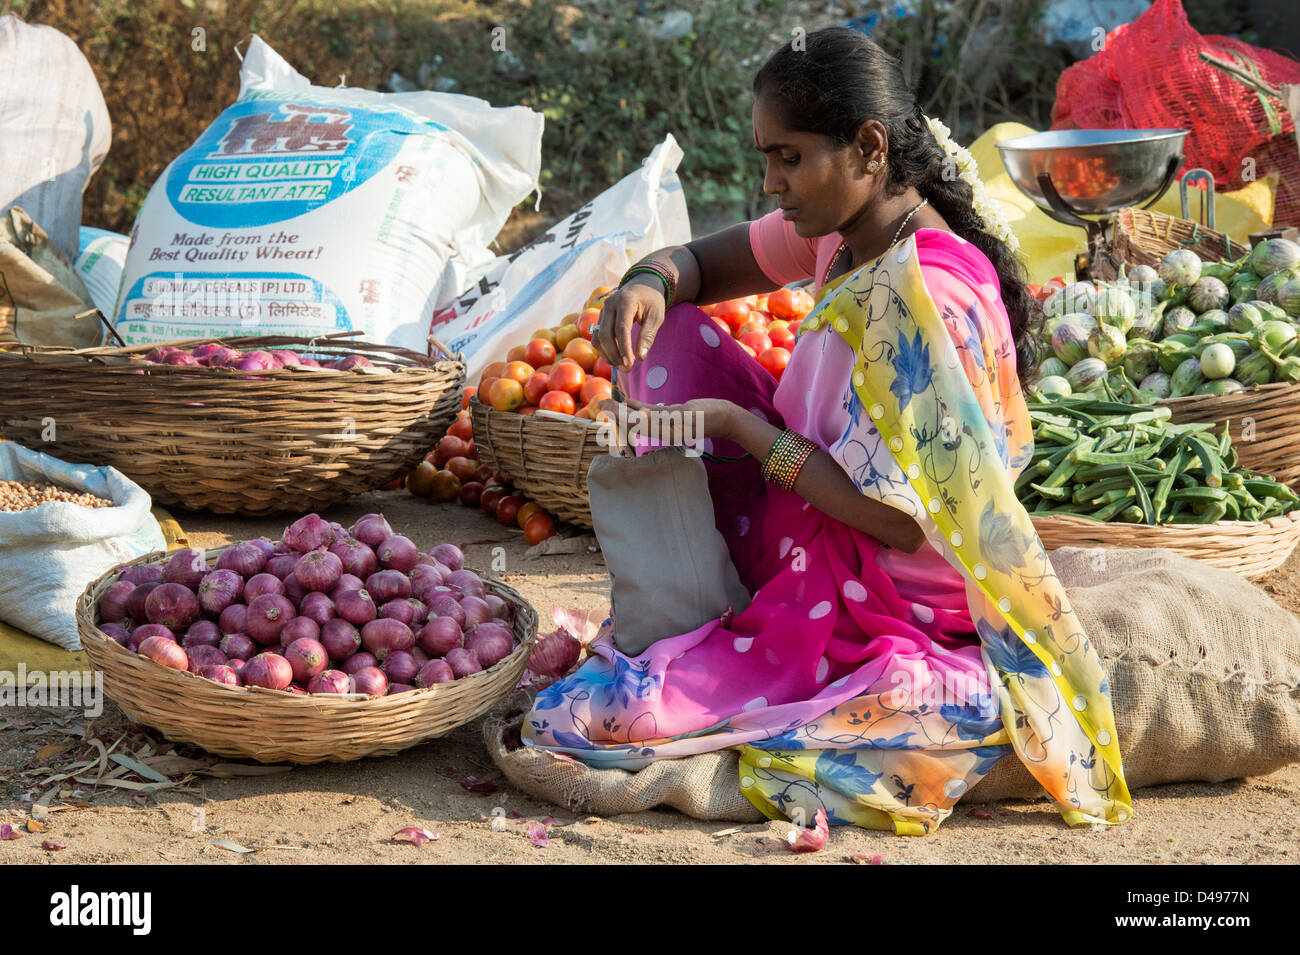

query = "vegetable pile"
[
  {"left": 138, "top": 344, "right": 382, "bottom": 371},
  {"left": 1036, "top": 237, "right": 1300, "bottom": 402},
  {"left": 0, "top": 481, "right": 114, "bottom": 512},
  {"left": 95, "top": 512, "right": 521, "bottom": 696},
  {"left": 1019, "top": 394, "right": 1300, "bottom": 524}
]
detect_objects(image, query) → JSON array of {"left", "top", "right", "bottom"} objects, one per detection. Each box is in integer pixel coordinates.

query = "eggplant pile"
[{"left": 1036, "top": 238, "right": 1300, "bottom": 402}]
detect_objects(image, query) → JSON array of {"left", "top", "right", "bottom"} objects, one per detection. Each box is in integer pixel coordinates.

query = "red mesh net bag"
[{"left": 1051, "top": 0, "right": 1300, "bottom": 226}]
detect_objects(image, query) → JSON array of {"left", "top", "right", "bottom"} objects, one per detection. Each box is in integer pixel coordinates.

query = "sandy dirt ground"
[{"left": 2, "top": 489, "right": 1298, "bottom": 865}]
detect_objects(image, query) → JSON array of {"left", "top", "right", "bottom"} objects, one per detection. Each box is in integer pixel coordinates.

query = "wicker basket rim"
[
  {"left": 76, "top": 542, "right": 536, "bottom": 708},
  {"left": 1030, "top": 509, "right": 1300, "bottom": 531},
  {"left": 1156, "top": 379, "right": 1300, "bottom": 408},
  {"left": 1, "top": 335, "right": 461, "bottom": 376}
]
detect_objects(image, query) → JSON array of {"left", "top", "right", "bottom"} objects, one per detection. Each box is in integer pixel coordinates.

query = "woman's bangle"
[
  {"left": 762, "top": 429, "right": 818, "bottom": 492},
  {"left": 621, "top": 262, "right": 677, "bottom": 308}
]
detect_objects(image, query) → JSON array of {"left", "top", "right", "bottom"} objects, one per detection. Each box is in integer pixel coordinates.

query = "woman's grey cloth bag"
[{"left": 587, "top": 447, "right": 751, "bottom": 657}]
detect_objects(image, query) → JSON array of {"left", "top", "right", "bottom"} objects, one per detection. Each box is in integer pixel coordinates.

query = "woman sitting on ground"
[{"left": 522, "top": 27, "right": 1131, "bottom": 836}]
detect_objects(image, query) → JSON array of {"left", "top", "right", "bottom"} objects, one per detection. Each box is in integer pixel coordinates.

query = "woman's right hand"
[{"left": 591, "top": 279, "right": 667, "bottom": 372}]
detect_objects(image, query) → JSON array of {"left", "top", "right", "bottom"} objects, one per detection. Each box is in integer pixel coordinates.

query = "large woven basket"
[
  {"left": 75, "top": 544, "right": 537, "bottom": 764},
  {"left": 0, "top": 334, "right": 463, "bottom": 516},
  {"left": 1032, "top": 510, "right": 1300, "bottom": 579},
  {"left": 471, "top": 396, "right": 605, "bottom": 529},
  {"left": 1155, "top": 381, "right": 1300, "bottom": 489},
  {"left": 1111, "top": 206, "right": 1248, "bottom": 271}
]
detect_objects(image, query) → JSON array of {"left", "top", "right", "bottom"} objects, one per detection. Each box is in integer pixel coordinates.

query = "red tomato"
[
  {"left": 461, "top": 386, "right": 477, "bottom": 410},
  {"left": 740, "top": 331, "right": 773, "bottom": 355},
  {"left": 713, "top": 299, "right": 751, "bottom": 331},
  {"left": 506, "top": 344, "right": 527, "bottom": 363},
  {"left": 580, "top": 376, "right": 613, "bottom": 405},
  {"left": 562, "top": 338, "right": 599, "bottom": 373},
  {"left": 447, "top": 412, "right": 474, "bottom": 442},
  {"left": 524, "top": 512, "right": 557, "bottom": 544},
  {"left": 767, "top": 287, "right": 801, "bottom": 320},
  {"left": 503, "top": 360, "right": 535, "bottom": 385},
  {"left": 548, "top": 360, "right": 586, "bottom": 397},
  {"left": 496, "top": 493, "right": 527, "bottom": 527},
  {"left": 479, "top": 361, "right": 507, "bottom": 385},
  {"left": 484, "top": 378, "right": 525, "bottom": 413},
  {"left": 758, "top": 346, "right": 791, "bottom": 379},
  {"left": 577, "top": 309, "right": 600, "bottom": 341},
  {"left": 480, "top": 486, "right": 506, "bottom": 517},
  {"left": 445, "top": 455, "right": 478, "bottom": 483},
  {"left": 592, "top": 357, "right": 613, "bottom": 381},
  {"left": 434, "top": 434, "right": 471, "bottom": 468},
  {"left": 539, "top": 390, "right": 577, "bottom": 415},
  {"left": 523, "top": 371, "right": 551, "bottom": 407},
  {"left": 768, "top": 325, "right": 796, "bottom": 350},
  {"left": 524, "top": 338, "right": 557, "bottom": 368},
  {"left": 458, "top": 481, "right": 484, "bottom": 507}
]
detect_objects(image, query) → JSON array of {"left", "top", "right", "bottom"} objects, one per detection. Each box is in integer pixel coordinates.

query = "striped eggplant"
[{"left": 1249, "top": 237, "right": 1300, "bottom": 278}]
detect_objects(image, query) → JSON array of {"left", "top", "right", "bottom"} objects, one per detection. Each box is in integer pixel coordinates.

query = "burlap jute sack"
[
  {"left": 484, "top": 712, "right": 764, "bottom": 822},
  {"left": 966, "top": 546, "right": 1300, "bottom": 802},
  {"left": 0, "top": 206, "right": 97, "bottom": 347},
  {"left": 486, "top": 547, "right": 1300, "bottom": 819}
]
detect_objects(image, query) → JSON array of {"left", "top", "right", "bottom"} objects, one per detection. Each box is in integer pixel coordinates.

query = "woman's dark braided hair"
[{"left": 753, "top": 27, "right": 1041, "bottom": 382}]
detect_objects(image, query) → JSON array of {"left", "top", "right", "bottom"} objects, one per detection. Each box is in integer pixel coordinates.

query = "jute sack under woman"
[{"left": 485, "top": 546, "right": 1300, "bottom": 819}]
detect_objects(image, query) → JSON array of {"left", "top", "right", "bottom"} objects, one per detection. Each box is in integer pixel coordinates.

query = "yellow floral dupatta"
[{"left": 738, "top": 236, "right": 1132, "bottom": 832}]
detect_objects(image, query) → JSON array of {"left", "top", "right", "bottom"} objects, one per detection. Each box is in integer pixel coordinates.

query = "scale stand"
[{"left": 1035, "top": 154, "right": 1183, "bottom": 281}]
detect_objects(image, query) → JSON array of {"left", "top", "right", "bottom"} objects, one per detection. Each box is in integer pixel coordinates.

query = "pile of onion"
[
  {"left": 140, "top": 345, "right": 380, "bottom": 372},
  {"left": 96, "top": 514, "right": 519, "bottom": 697}
]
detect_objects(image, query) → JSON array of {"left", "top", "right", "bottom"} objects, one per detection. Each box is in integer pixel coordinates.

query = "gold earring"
[{"left": 867, "top": 158, "right": 881, "bottom": 173}]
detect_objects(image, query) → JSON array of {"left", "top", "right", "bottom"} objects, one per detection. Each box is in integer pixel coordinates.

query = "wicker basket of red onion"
[
  {"left": 0, "top": 333, "right": 463, "bottom": 516},
  {"left": 74, "top": 512, "right": 537, "bottom": 764}
]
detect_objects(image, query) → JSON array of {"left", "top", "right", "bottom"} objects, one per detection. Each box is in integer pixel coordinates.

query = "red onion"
[
  {"left": 264, "top": 554, "right": 299, "bottom": 581},
  {"left": 242, "top": 653, "right": 293, "bottom": 690},
  {"left": 287, "top": 684, "right": 308, "bottom": 695},
  {"left": 377, "top": 535, "right": 419, "bottom": 573},
  {"left": 428, "top": 595, "right": 465, "bottom": 628},
  {"left": 410, "top": 647, "right": 430, "bottom": 667},
  {"left": 360, "top": 619, "right": 415, "bottom": 661},
  {"left": 98, "top": 580, "right": 135, "bottom": 622},
  {"left": 298, "top": 357, "right": 321, "bottom": 368},
  {"left": 407, "top": 598, "right": 428, "bottom": 623},
  {"left": 446, "top": 569, "right": 486, "bottom": 598},
  {"left": 333, "top": 354, "right": 374, "bottom": 370},
  {"left": 125, "top": 582, "right": 160, "bottom": 623},
  {"left": 235, "top": 355, "right": 269, "bottom": 372},
  {"left": 294, "top": 548, "right": 343, "bottom": 593},
  {"left": 529, "top": 628, "right": 581, "bottom": 678},
  {"left": 220, "top": 633, "right": 256, "bottom": 660},
  {"left": 228, "top": 657, "right": 247, "bottom": 677},
  {"left": 350, "top": 513, "right": 392, "bottom": 549},
  {"left": 336, "top": 588, "right": 377, "bottom": 626},
  {"left": 283, "top": 513, "right": 336, "bottom": 554},
  {"left": 445, "top": 647, "right": 481, "bottom": 679},
  {"left": 219, "top": 603, "right": 248, "bottom": 636},
  {"left": 244, "top": 573, "right": 285, "bottom": 601},
  {"left": 379, "top": 599, "right": 416, "bottom": 627},
  {"left": 282, "top": 574, "right": 308, "bottom": 605},
  {"left": 307, "top": 670, "right": 350, "bottom": 694},
  {"left": 272, "top": 540, "right": 292, "bottom": 555},
  {"left": 485, "top": 595, "right": 513, "bottom": 622},
  {"left": 183, "top": 620, "right": 222, "bottom": 648},
  {"left": 198, "top": 569, "right": 244, "bottom": 615},
  {"left": 270, "top": 349, "right": 301, "bottom": 367},
  {"left": 131, "top": 623, "right": 174, "bottom": 643},
  {"left": 205, "top": 346, "right": 242, "bottom": 368},
  {"left": 358, "top": 615, "right": 413, "bottom": 660},
  {"left": 247, "top": 537, "right": 277, "bottom": 560},
  {"left": 285, "top": 637, "right": 329, "bottom": 683},
  {"left": 415, "top": 659, "right": 454, "bottom": 687},
  {"left": 465, "top": 622, "right": 514, "bottom": 668},
  {"left": 299, "top": 592, "right": 335, "bottom": 626},
  {"left": 341, "top": 651, "right": 378, "bottom": 675},
  {"left": 246, "top": 593, "right": 296, "bottom": 645},
  {"left": 143, "top": 346, "right": 179, "bottom": 362},
  {"left": 99, "top": 622, "right": 132, "bottom": 647},
  {"left": 121, "top": 564, "right": 164, "bottom": 586},
  {"left": 139, "top": 636, "right": 189, "bottom": 671},
  {"left": 190, "top": 343, "right": 222, "bottom": 363},
  {"left": 431, "top": 544, "right": 464, "bottom": 572},
  {"left": 328, "top": 536, "right": 378, "bottom": 579},
  {"left": 459, "top": 596, "right": 493, "bottom": 629},
  {"left": 187, "top": 645, "right": 229, "bottom": 672},
  {"left": 366, "top": 570, "right": 411, "bottom": 603},
  {"left": 382, "top": 649, "right": 420, "bottom": 685},
  {"left": 216, "top": 542, "right": 266, "bottom": 577},
  {"left": 329, "top": 574, "right": 365, "bottom": 601},
  {"left": 319, "top": 618, "right": 361, "bottom": 661},
  {"left": 350, "top": 665, "right": 388, "bottom": 696},
  {"left": 264, "top": 644, "right": 286, "bottom": 656},
  {"left": 198, "top": 664, "right": 241, "bottom": 687},
  {"left": 163, "top": 548, "right": 209, "bottom": 589},
  {"left": 163, "top": 351, "right": 200, "bottom": 366},
  {"left": 145, "top": 583, "right": 201, "bottom": 631},
  {"left": 387, "top": 683, "right": 415, "bottom": 695},
  {"left": 409, "top": 563, "right": 446, "bottom": 590},
  {"left": 279, "top": 615, "right": 321, "bottom": 647},
  {"left": 417, "top": 617, "right": 463, "bottom": 657}
]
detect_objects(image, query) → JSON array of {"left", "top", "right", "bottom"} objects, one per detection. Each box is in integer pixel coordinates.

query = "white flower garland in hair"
[{"left": 923, "top": 115, "right": 1021, "bottom": 255}]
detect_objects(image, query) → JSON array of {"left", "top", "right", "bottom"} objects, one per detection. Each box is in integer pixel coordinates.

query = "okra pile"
[{"left": 1019, "top": 395, "right": 1299, "bottom": 524}]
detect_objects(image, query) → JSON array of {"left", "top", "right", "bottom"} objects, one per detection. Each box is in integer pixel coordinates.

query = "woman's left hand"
[{"left": 594, "top": 395, "right": 743, "bottom": 443}]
